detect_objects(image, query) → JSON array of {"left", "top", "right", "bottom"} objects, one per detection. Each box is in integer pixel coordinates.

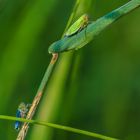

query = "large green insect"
[
  {"left": 48, "top": 14, "right": 90, "bottom": 53},
  {"left": 65, "top": 14, "right": 89, "bottom": 37}
]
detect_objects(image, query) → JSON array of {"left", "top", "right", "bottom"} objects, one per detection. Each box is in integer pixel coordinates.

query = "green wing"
[{"left": 65, "top": 14, "right": 89, "bottom": 37}]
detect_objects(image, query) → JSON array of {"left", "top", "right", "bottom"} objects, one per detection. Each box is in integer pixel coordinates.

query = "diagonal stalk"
[
  {"left": 17, "top": 0, "right": 81, "bottom": 139},
  {"left": 16, "top": 54, "right": 58, "bottom": 140}
]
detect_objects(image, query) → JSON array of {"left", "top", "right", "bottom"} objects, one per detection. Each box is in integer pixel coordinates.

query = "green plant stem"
[
  {"left": 17, "top": 0, "right": 81, "bottom": 139},
  {"left": 17, "top": 54, "right": 58, "bottom": 140},
  {"left": 0, "top": 115, "right": 118, "bottom": 140},
  {"left": 49, "top": 0, "right": 140, "bottom": 52}
]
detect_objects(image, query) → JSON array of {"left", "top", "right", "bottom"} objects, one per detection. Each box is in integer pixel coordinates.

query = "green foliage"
[{"left": 0, "top": 0, "right": 140, "bottom": 140}]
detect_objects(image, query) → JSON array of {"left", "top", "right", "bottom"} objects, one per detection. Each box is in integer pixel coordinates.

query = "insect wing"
[
  {"left": 65, "top": 20, "right": 82, "bottom": 36},
  {"left": 65, "top": 14, "right": 89, "bottom": 37}
]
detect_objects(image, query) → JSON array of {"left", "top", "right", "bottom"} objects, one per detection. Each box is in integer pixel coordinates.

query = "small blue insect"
[{"left": 15, "top": 102, "right": 31, "bottom": 131}]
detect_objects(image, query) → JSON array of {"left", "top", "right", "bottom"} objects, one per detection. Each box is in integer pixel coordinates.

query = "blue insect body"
[
  {"left": 15, "top": 110, "right": 22, "bottom": 130},
  {"left": 15, "top": 102, "right": 30, "bottom": 131}
]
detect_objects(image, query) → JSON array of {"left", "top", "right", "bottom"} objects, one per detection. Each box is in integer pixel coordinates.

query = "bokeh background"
[{"left": 0, "top": 0, "right": 140, "bottom": 140}]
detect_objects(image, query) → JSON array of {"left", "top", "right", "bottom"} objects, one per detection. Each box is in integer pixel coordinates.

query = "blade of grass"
[
  {"left": 29, "top": 0, "right": 85, "bottom": 140},
  {"left": 17, "top": 0, "right": 80, "bottom": 139},
  {"left": 48, "top": 0, "right": 140, "bottom": 53},
  {"left": 0, "top": 115, "right": 119, "bottom": 140},
  {"left": 16, "top": 54, "right": 58, "bottom": 140},
  {"left": 29, "top": 53, "right": 73, "bottom": 140},
  {"left": 30, "top": 0, "right": 95, "bottom": 139}
]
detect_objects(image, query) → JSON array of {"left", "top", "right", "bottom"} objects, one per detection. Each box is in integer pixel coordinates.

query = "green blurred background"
[{"left": 0, "top": 0, "right": 140, "bottom": 140}]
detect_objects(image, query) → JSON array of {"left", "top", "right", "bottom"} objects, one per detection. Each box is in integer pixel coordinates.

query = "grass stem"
[
  {"left": 0, "top": 115, "right": 118, "bottom": 140},
  {"left": 16, "top": 54, "right": 58, "bottom": 140}
]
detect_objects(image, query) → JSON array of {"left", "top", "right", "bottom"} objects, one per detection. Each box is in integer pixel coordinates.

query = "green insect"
[
  {"left": 48, "top": 14, "right": 90, "bottom": 53},
  {"left": 65, "top": 14, "right": 89, "bottom": 37}
]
